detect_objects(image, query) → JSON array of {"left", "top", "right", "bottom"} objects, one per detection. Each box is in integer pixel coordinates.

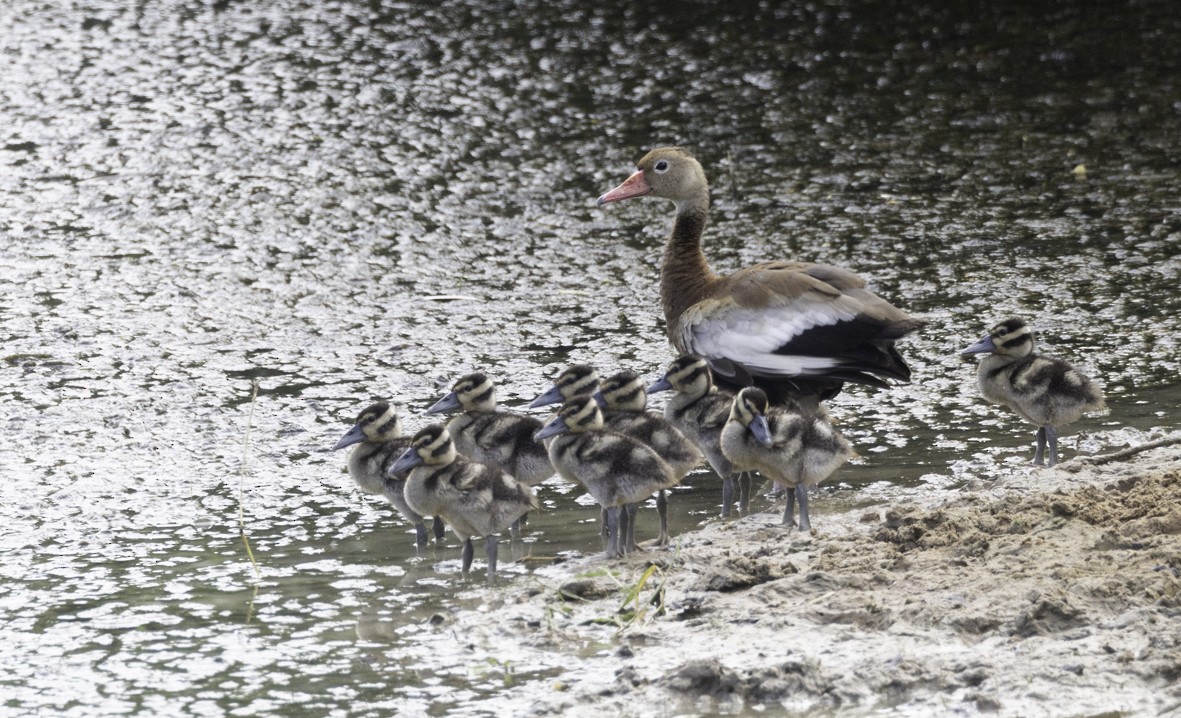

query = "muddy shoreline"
[{"left": 386, "top": 432, "right": 1181, "bottom": 717}]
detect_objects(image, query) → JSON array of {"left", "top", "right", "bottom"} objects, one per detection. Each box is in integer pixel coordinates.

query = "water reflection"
[{"left": 1, "top": 0, "right": 1179, "bottom": 714}]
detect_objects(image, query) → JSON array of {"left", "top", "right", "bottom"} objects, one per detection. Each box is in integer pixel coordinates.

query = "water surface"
[{"left": 1, "top": 0, "right": 1179, "bottom": 715}]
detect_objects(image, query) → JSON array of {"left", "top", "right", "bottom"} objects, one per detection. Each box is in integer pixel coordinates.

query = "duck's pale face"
[{"left": 597, "top": 147, "right": 709, "bottom": 207}]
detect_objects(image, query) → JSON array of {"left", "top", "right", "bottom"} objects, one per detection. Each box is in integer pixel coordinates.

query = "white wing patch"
[{"left": 681, "top": 302, "right": 858, "bottom": 377}]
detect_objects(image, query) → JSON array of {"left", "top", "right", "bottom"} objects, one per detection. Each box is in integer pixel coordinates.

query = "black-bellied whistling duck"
[
  {"left": 595, "top": 370, "right": 701, "bottom": 545},
  {"left": 962, "top": 318, "right": 1106, "bottom": 467},
  {"left": 425, "top": 372, "right": 554, "bottom": 487},
  {"left": 598, "top": 147, "right": 923, "bottom": 405},
  {"left": 332, "top": 401, "right": 444, "bottom": 546},
  {"left": 390, "top": 424, "right": 536, "bottom": 584},
  {"left": 720, "top": 387, "right": 854, "bottom": 531},
  {"left": 533, "top": 396, "right": 685, "bottom": 558},
  {"left": 646, "top": 355, "right": 751, "bottom": 518}
]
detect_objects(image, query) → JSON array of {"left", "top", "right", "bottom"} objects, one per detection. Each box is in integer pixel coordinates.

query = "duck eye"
[{"left": 653, "top": 160, "right": 669, "bottom": 173}]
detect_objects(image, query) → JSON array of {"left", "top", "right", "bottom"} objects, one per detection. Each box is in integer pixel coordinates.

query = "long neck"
[{"left": 660, "top": 196, "right": 717, "bottom": 337}]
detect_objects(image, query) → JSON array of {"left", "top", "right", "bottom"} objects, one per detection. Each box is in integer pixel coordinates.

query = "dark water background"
[{"left": 1, "top": 0, "right": 1179, "bottom": 715}]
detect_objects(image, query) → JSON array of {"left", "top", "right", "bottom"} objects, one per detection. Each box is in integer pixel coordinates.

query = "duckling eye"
[{"left": 653, "top": 160, "right": 669, "bottom": 173}]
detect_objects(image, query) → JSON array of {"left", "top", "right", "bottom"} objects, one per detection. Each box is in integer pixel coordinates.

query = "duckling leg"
[
  {"left": 737, "top": 472, "right": 752, "bottom": 516},
  {"left": 485, "top": 535, "right": 499, "bottom": 585},
  {"left": 623, "top": 503, "right": 641, "bottom": 553},
  {"left": 656, "top": 489, "right": 669, "bottom": 546},
  {"left": 433, "top": 515, "right": 446, "bottom": 541},
  {"left": 1046, "top": 425, "right": 1060, "bottom": 467},
  {"left": 1033, "top": 426, "right": 1047, "bottom": 466},
  {"left": 461, "top": 537, "right": 474, "bottom": 577},
  {"left": 721, "top": 475, "right": 735, "bottom": 517},
  {"left": 796, "top": 485, "right": 812, "bottom": 532},
  {"left": 604, "top": 506, "right": 622, "bottom": 558},
  {"left": 783, "top": 487, "right": 796, "bottom": 527},
  {"left": 414, "top": 521, "right": 429, "bottom": 547},
  {"left": 510, "top": 517, "right": 522, "bottom": 540}
]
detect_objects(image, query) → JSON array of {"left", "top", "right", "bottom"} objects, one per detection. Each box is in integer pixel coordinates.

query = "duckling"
[
  {"left": 720, "top": 387, "right": 854, "bottom": 531},
  {"left": 596, "top": 370, "right": 702, "bottom": 546},
  {"left": 533, "top": 396, "right": 683, "bottom": 558},
  {"left": 961, "top": 318, "right": 1106, "bottom": 467},
  {"left": 332, "top": 401, "right": 444, "bottom": 546},
  {"left": 528, "top": 364, "right": 599, "bottom": 409},
  {"left": 598, "top": 147, "right": 923, "bottom": 406},
  {"left": 426, "top": 372, "right": 554, "bottom": 511},
  {"left": 646, "top": 355, "right": 752, "bottom": 518},
  {"left": 389, "top": 424, "right": 536, "bottom": 583}
]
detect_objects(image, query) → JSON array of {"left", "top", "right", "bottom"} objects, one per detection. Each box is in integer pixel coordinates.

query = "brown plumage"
[{"left": 598, "top": 147, "right": 923, "bottom": 405}]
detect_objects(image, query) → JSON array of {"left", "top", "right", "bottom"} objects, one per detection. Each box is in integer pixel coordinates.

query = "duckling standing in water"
[
  {"left": 332, "top": 402, "right": 444, "bottom": 547},
  {"left": 647, "top": 355, "right": 751, "bottom": 518},
  {"left": 426, "top": 372, "right": 554, "bottom": 532},
  {"left": 720, "top": 388, "right": 854, "bottom": 531},
  {"left": 533, "top": 396, "right": 683, "bottom": 558},
  {"left": 962, "top": 318, "right": 1106, "bottom": 467},
  {"left": 532, "top": 364, "right": 676, "bottom": 549},
  {"left": 596, "top": 370, "right": 701, "bottom": 546},
  {"left": 389, "top": 424, "right": 536, "bottom": 583}
]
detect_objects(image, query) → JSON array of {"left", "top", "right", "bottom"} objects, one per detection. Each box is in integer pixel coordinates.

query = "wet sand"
[{"left": 387, "top": 431, "right": 1181, "bottom": 716}]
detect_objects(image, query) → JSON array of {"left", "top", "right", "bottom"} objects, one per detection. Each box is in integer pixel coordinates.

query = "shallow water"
[{"left": 1, "top": 0, "right": 1179, "bottom": 715}]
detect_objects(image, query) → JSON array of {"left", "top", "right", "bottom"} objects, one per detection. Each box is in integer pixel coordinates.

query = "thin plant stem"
[{"left": 239, "top": 378, "right": 262, "bottom": 581}]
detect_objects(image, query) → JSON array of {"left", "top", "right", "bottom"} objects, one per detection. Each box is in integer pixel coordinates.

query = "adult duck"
[{"left": 598, "top": 147, "right": 923, "bottom": 404}]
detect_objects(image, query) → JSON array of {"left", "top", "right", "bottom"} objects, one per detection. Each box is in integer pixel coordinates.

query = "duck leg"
[
  {"left": 460, "top": 537, "right": 474, "bottom": 577},
  {"left": 414, "top": 521, "right": 429, "bottom": 547},
  {"left": 656, "top": 489, "right": 669, "bottom": 546},
  {"left": 796, "top": 485, "right": 812, "bottom": 532},
  {"left": 721, "top": 475, "right": 735, "bottom": 518},
  {"left": 485, "top": 535, "right": 499, "bottom": 585},
  {"left": 737, "top": 472, "right": 752, "bottom": 516},
  {"left": 433, "top": 515, "right": 446, "bottom": 541},
  {"left": 510, "top": 517, "right": 522, "bottom": 540},
  {"left": 783, "top": 487, "right": 796, "bottom": 527}
]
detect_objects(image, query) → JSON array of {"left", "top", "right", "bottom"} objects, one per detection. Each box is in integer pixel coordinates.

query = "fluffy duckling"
[
  {"left": 528, "top": 364, "right": 600, "bottom": 409},
  {"left": 596, "top": 370, "right": 702, "bottom": 545},
  {"left": 390, "top": 424, "right": 536, "bottom": 583},
  {"left": 720, "top": 388, "right": 854, "bottom": 531},
  {"left": 646, "top": 355, "right": 752, "bottom": 518},
  {"left": 598, "top": 147, "right": 923, "bottom": 405},
  {"left": 426, "top": 372, "right": 554, "bottom": 487},
  {"left": 962, "top": 318, "right": 1106, "bottom": 467},
  {"left": 332, "top": 402, "right": 444, "bottom": 546},
  {"left": 533, "top": 395, "right": 683, "bottom": 558}
]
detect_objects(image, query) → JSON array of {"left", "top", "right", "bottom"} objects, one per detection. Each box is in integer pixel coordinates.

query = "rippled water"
[{"left": 2, "top": 0, "right": 1179, "bottom": 715}]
